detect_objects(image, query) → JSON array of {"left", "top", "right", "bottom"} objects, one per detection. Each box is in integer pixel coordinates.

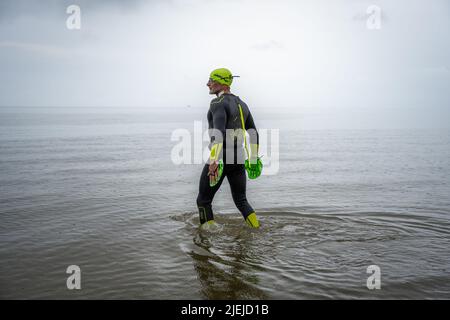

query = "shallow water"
[{"left": 0, "top": 109, "right": 449, "bottom": 299}]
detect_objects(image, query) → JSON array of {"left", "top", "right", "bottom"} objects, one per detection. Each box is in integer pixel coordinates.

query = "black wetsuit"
[{"left": 196, "top": 93, "right": 259, "bottom": 224}]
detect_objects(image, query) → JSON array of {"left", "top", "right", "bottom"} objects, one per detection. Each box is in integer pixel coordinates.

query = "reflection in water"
[{"left": 189, "top": 228, "right": 269, "bottom": 299}]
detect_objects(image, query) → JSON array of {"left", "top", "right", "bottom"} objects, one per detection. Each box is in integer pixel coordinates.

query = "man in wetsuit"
[{"left": 196, "top": 68, "right": 260, "bottom": 229}]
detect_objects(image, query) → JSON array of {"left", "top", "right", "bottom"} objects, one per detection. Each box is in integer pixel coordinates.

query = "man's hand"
[{"left": 208, "top": 161, "right": 219, "bottom": 186}]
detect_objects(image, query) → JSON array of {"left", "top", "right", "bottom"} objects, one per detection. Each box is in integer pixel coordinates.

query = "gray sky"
[{"left": 0, "top": 0, "right": 449, "bottom": 116}]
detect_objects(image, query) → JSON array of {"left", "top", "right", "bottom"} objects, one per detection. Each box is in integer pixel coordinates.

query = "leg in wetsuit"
[{"left": 197, "top": 162, "right": 255, "bottom": 225}]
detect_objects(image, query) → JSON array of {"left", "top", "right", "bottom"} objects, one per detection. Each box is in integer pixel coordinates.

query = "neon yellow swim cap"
[{"left": 209, "top": 68, "right": 238, "bottom": 86}]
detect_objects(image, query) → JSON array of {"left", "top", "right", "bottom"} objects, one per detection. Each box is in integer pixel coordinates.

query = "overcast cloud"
[{"left": 0, "top": 0, "right": 449, "bottom": 123}]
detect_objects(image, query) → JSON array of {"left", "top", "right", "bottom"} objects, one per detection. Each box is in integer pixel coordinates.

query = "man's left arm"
[{"left": 246, "top": 110, "right": 259, "bottom": 163}]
